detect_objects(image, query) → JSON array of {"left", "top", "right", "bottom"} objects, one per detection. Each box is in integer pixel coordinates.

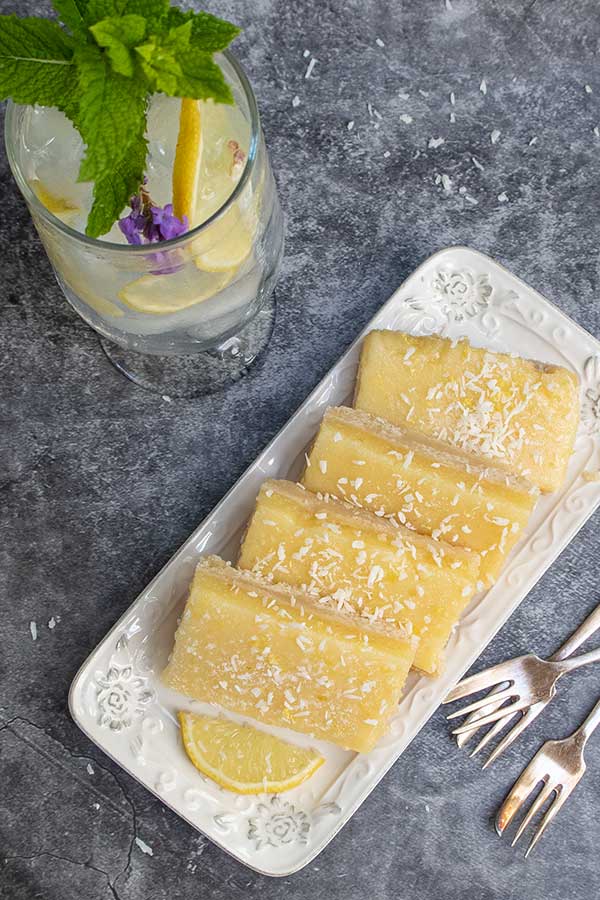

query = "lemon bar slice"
[
  {"left": 239, "top": 480, "right": 480, "bottom": 674},
  {"left": 303, "top": 407, "right": 537, "bottom": 586},
  {"left": 162, "top": 556, "right": 417, "bottom": 753},
  {"left": 354, "top": 330, "right": 580, "bottom": 493}
]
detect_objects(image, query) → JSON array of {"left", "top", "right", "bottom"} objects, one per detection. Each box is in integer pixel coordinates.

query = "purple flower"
[
  {"left": 150, "top": 204, "right": 189, "bottom": 241},
  {"left": 118, "top": 186, "right": 189, "bottom": 246},
  {"left": 118, "top": 215, "right": 143, "bottom": 244}
]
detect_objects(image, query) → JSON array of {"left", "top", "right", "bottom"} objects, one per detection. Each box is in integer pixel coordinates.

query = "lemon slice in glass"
[
  {"left": 30, "top": 178, "right": 80, "bottom": 224},
  {"left": 179, "top": 712, "right": 324, "bottom": 794},
  {"left": 192, "top": 205, "right": 254, "bottom": 272},
  {"left": 118, "top": 266, "right": 230, "bottom": 315},
  {"left": 172, "top": 98, "right": 203, "bottom": 224},
  {"left": 171, "top": 99, "right": 254, "bottom": 272}
]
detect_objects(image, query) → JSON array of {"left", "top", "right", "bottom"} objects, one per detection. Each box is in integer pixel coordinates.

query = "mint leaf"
[
  {"left": 92, "top": 12, "right": 146, "bottom": 43},
  {"left": 90, "top": 14, "right": 146, "bottom": 77},
  {"left": 86, "top": 0, "right": 167, "bottom": 27},
  {"left": 74, "top": 44, "right": 147, "bottom": 235},
  {"left": 86, "top": 127, "right": 144, "bottom": 236},
  {"left": 166, "top": 7, "right": 240, "bottom": 53},
  {"left": 85, "top": 0, "right": 128, "bottom": 22},
  {"left": 135, "top": 19, "right": 191, "bottom": 95},
  {"left": 176, "top": 49, "right": 234, "bottom": 104},
  {"left": 51, "top": 0, "right": 89, "bottom": 34},
  {"left": 122, "top": 0, "right": 168, "bottom": 31},
  {"left": 76, "top": 44, "right": 140, "bottom": 180},
  {"left": 0, "top": 15, "right": 77, "bottom": 111}
]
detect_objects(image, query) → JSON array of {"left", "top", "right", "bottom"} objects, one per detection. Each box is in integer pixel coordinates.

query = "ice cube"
[
  {"left": 23, "top": 105, "right": 91, "bottom": 212},
  {"left": 145, "top": 94, "right": 182, "bottom": 205}
]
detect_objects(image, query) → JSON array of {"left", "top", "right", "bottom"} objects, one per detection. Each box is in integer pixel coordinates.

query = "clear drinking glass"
[{"left": 4, "top": 52, "right": 284, "bottom": 396}]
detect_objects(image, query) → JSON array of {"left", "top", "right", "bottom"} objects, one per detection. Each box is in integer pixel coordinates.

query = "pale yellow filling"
[
  {"left": 354, "top": 330, "right": 580, "bottom": 493},
  {"left": 239, "top": 480, "right": 480, "bottom": 674},
  {"left": 163, "top": 558, "right": 417, "bottom": 753}
]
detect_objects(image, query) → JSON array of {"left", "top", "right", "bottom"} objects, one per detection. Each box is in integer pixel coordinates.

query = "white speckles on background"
[
  {"left": 304, "top": 57, "right": 317, "bottom": 79},
  {"left": 135, "top": 837, "right": 154, "bottom": 857}
]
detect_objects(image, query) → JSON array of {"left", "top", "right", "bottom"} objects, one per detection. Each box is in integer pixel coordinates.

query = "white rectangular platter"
[{"left": 70, "top": 246, "right": 600, "bottom": 876}]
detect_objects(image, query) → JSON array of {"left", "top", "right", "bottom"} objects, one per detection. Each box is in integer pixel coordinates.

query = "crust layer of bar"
[{"left": 354, "top": 330, "right": 580, "bottom": 493}]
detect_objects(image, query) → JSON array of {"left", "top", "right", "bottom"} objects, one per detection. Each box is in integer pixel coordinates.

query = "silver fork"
[
  {"left": 455, "top": 602, "right": 600, "bottom": 766},
  {"left": 443, "top": 646, "right": 600, "bottom": 736},
  {"left": 495, "top": 696, "right": 600, "bottom": 856}
]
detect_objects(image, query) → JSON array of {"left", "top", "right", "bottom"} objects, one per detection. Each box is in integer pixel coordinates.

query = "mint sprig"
[{"left": 0, "top": 1, "right": 241, "bottom": 238}]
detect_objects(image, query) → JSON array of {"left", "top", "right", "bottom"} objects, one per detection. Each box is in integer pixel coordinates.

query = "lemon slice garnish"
[
  {"left": 30, "top": 178, "right": 80, "bottom": 223},
  {"left": 118, "top": 266, "right": 230, "bottom": 315},
  {"left": 179, "top": 712, "right": 324, "bottom": 795},
  {"left": 192, "top": 205, "right": 254, "bottom": 272},
  {"left": 171, "top": 99, "right": 254, "bottom": 272},
  {"left": 172, "top": 99, "right": 203, "bottom": 224}
]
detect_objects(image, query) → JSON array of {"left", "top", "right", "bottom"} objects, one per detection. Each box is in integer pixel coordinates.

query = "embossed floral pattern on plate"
[
  {"left": 581, "top": 387, "right": 600, "bottom": 434},
  {"left": 247, "top": 796, "right": 311, "bottom": 850},
  {"left": 431, "top": 269, "right": 493, "bottom": 320},
  {"left": 95, "top": 663, "right": 154, "bottom": 731}
]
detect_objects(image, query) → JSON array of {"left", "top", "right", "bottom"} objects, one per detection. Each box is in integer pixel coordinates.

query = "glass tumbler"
[{"left": 4, "top": 51, "right": 284, "bottom": 396}]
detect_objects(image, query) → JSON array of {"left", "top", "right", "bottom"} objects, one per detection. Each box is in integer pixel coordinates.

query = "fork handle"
[
  {"left": 574, "top": 697, "right": 600, "bottom": 745},
  {"left": 555, "top": 645, "right": 600, "bottom": 674},
  {"left": 551, "top": 601, "right": 600, "bottom": 661}
]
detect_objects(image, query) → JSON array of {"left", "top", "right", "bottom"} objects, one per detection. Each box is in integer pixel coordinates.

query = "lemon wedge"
[
  {"left": 118, "top": 266, "right": 230, "bottom": 315},
  {"left": 179, "top": 712, "right": 324, "bottom": 794},
  {"left": 30, "top": 178, "right": 80, "bottom": 223},
  {"left": 172, "top": 99, "right": 203, "bottom": 224},
  {"left": 192, "top": 206, "right": 254, "bottom": 272},
  {"left": 171, "top": 99, "right": 254, "bottom": 272}
]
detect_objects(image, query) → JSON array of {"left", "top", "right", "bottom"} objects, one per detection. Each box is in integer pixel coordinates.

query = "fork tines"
[
  {"left": 443, "top": 657, "right": 521, "bottom": 705},
  {"left": 495, "top": 750, "right": 571, "bottom": 856}
]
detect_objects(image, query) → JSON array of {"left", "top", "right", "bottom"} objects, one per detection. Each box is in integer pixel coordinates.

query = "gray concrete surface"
[{"left": 2, "top": 1, "right": 600, "bottom": 898}]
